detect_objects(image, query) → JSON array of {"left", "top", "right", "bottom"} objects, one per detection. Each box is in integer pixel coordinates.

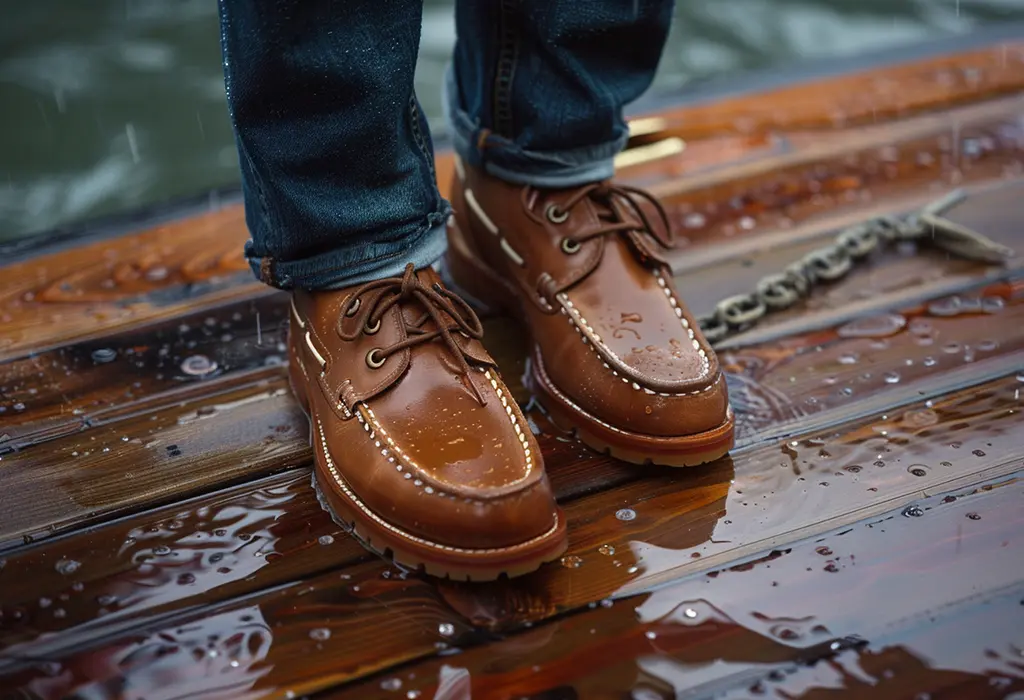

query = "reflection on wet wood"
[
  {"left": 3, "top": 35, "right": 1024, "bottom": 700},
  {"left": 3, "top": 376, "right": 1020, "bottom": 697},
  {"left": 329, "top": 476, "right": 1024, "bottom": 700}
]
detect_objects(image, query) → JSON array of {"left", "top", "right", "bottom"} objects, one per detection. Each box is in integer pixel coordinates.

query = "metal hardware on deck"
[{"left": 698, "top": 189, "right": 1016, "bottom": 346}]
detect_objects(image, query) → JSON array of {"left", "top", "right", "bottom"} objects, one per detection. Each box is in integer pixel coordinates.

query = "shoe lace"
[
  {"left": 338, "top": 264, "right": 487, "bottom": 405},
  {"left": 522, "top": 182, "right": 675, "bottom": 248}
]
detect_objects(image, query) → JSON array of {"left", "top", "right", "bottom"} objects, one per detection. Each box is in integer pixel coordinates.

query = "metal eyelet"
[
  {"left": 364, "top": 317, "right": 381, "bottom": 334},
  {"left": 366, "top": 348, "right": 386, "bottom": 369},
  {"left": 546, "top": 204, "right": 569, "bottom": 224},
  {"left": 560, "top": 238, "right": 581, "bottom": 254},
  {"left": 344, "top": 297, "right": 361, "bottom": 316}
]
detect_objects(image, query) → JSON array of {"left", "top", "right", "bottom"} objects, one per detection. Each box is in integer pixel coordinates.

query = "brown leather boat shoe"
[
  {"left": 446, "top": 162, "right": 734, "bottom": 467},
  {"left": 287, "top": 264, "right": 567, "bottom": 580}
]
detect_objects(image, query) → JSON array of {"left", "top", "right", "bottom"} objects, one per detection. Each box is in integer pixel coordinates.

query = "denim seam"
[
  {"left": 408, "top": 96, "right": 436, "bottom": 181},
  {"left": 493, "top": 0, "right": 520, "bottom": 137}
]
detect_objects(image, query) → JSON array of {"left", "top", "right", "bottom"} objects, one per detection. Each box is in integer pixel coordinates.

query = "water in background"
[{"left": 2, "top": 0, "right": 1023, "bottom": 241}]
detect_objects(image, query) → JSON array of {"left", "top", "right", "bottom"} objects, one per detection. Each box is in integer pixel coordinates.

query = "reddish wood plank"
[
  {"left": 328, "top": 476, "right": 1024, "bottom": 700},
  {"left": 2, "top": 375, "right": 1019, "bottom": 697}
]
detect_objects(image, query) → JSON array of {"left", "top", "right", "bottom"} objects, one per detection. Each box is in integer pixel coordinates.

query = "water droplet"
[
  {"left": 407, "top": 691, "right": 421, "bottom": 699},
  {"left": 973, "top": 449, "right": 986, "bottom": 457},
  {"left": 13, "top": 403, "right": 25, "bottom": 412},
  {"left": 837, "top": 314, "right": 905, "bottom": 339},
  {"left": 824, "top": 562, "right": 839, "bottom": 573},
  {"left": 438, "top": 622, "right": 455, "bottom": 637},
  {"left": 683, "top": 608, "right": 698, "bottom": 619},
  {"left": 838, "top": 352, "right": 859, "bottom": 365},
  {"left": 903, "top": 505, "right": 925, "bottom": 517},
  {"left": 967, "top": 512, "right": 981, "bottom": 520},
  {"left": 91, "top": 348, "right": 117, "bottom": 364},
  {"left": 38, "top": 597, "right": 51, "bottom": 608},
  {"left": 380, "top": 678, "right": 402, "bottom": 691},
  {"left": 318, "top": 535, "right": 334, "bottom": 546},
  {"left": 816, "top": 546, "right": 833, "bottom": 556},
  {"left": 177, "top": 573, "right": 195, "bottom": 585},
  {"left": 154, "top": 545, "right": 171, "bottom": 556},
  {"left": 561, "top": 555, "right": 583, "bottom": 569},
  {"left": 180, "top": 355, "right": 218, "bottom": 376},
  {"left": 923, "top": 357, "right": 937, "bottom": 368},
  {"left": 942, "top": 342, "right": 961, "bottom": 354},
  {"left": 309, "top": 628, "right": 331, "bottom": 641},
  {"left": 738, "top": 216, "right": 756, "bottom": 230},
  {"left": 615, "top": 508, "right": 636, "bottom": 521},
  {"left": 883, "top": 371, "right": 900, "bottom": 384},
  {"left": 53, "top": 608, "right": 66, "bottom": 619},
  {"left": 908, "top": 465, "right": 928, "bottom": 477},
  {"left": 982, "top": 296, "right": 1005, "bottom": 313},
  {"left": 683, "top": 213, "right": 706, "bottom": 229},
  {"left": 597, "top": 544, "right": 616, "bottom": 556},
  {"left": 55, "top": 559, "right": 80, "bottom": 575}
]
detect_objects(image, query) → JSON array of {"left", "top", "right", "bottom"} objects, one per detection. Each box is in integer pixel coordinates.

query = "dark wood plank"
[
  {"left": 326, "top": 475, "right": 1024, "bottom": 700},
  {"left": 0, "top": 432, "right": 628, "bottom": 661},
  {"left": 0, "top": 294, "right": 289, "bottom": 452},
  {"left": 3, "top": 375, "right": 1019, "bottom": 697}
]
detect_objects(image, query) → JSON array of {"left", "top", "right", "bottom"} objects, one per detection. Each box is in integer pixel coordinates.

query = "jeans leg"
[
  {"left": 447, "top": 0, "right": 674, "bottom": 188},
  {"left": 218, "top": 0, "right": 448, "bottom": 290}
]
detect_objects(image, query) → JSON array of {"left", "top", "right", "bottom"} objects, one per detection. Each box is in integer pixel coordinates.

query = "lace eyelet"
[
  {"left": 366, "top": 348, "right": 386, "bottom": 369},
  {"left": 546, "top": 204, "right": 569, "bottom": 224},
  {"left": 364, "top": 318, "right": 381, "bottom": 335},
  {"left": 560, "top": 238, "right": 581, "bottom": 254},
  {"left": 344, "top": 297, "right": 361, "bottom": 316}
]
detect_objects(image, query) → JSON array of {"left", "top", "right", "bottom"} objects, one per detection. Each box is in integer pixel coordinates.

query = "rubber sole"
[
  {"left": 445, "top": 216, "right": 736, "bottom": 468},
  {"left": 287, "top": 343, "right": 568, "bottom": 581}
]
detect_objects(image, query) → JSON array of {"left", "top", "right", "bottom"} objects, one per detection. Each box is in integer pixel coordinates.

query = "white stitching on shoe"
[
  {"left": 534, "top": 351, "right": 730, "bottom": 436},
  {"left": 355, "top": 369, "right": 532, "bottom": 495},
  {"left": 315, "top": 417, "right": 561, "bottom": 554},
  {"left": 556, "top": 271, "right": 712, "bottom": 395}
]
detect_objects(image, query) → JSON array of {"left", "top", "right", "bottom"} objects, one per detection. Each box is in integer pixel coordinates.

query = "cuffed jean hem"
[
  {"left": 245, "top": 208, "right": 450, "bottom": 291},
  {"left": 444, "top": 68, "right": 628, "bottom": 189}
]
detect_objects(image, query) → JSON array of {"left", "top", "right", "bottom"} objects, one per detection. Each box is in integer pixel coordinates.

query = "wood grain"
[
  {"left": 3, "top": 375, "right": 1020, "bottom": 697},
  {"left": 327, "top": 476, "right": 1024, "bottom": 700}
]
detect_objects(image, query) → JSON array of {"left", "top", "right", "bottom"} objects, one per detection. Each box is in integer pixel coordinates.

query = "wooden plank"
[
  {"left": 326, "top": 476, "right": 1024, "bottom": 700},
  {"left": 0, "top": 435, "right": 629, "bottom": 661},
  {"left": 0, "top": 294, "right": 289, "bottom": 451},
  {"left": 2, "top": 375, "right": 1019, "bottom": 697},
  {"left": 4, "top": 261, "right": 1022, "bottom": 552},
  {"left": 640, "top": 41, "right": 1024, "bottom": 142}
]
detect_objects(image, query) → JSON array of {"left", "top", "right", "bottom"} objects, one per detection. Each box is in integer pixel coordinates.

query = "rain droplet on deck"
[
  {"left": 561, "top": 555, "right": 583, "bottom": 569},
  {"left": 437, "top": 622, "right": 455, "bottom": 637},
  {"left": 380, "top": 678, "right": 402, "bottom": 691},
  {"left": 154, "top": 545, "right": 171, "bottom": 555},
  {"left": 816, "top": 546, "right": 833, "bottom": 556},
  {"left": 177, "top": 573, "right": 195, "bottom": 585},
  {"left": 966, "top": 512, "right": 981, "bottom": 520},
  {"left": 824, "top": 562, "right": 839, "bottom": 573},
  {"left": 644, "top": 630, "right": 657, "bottom": 640},
  {"left": 55, "top": 559, "right": 80, "bottom": 575},
  {"left": 981, "top": 296, "right": 1005, "bottom": 313},
  {"left": 318, "top": 535, "right": 334, "bottom": 546},
  {"left": 615, "top": 508, "right": 637, "bottom": 521},
  {"left": 903, "top": 505, "right": 925, "bottom": 517},
  {"left": 598, "top": 544, "right": 616, "bottom": 556},
  {"left": 973, "top": 449, "right": 986, "bottom": 457},
  {"left": 407, "top": 690, "right": 422, "bottom": 699},
  {"left": 908, "top": 465, "right": 928, "bottom": 477},
  {"left": 91, "top": 348, "right": 117, "bottom": 364},
  {"left": 837, "top": 314, "right": 906, "bottom": 339},
  {"left": 180, "top": 355, "right": 218, "bottom": 376},
  {"left": 683, "top": 213, "right": 706, "bottom": 229},
  {"left": 883, "top": 371, "right": 901, "bottom": 384},
  {"left": 309, "top": 628, "right": 331, "bottom": 641},
  {"left": 838, "top": 352, "right": 859, "bottom": 365}
]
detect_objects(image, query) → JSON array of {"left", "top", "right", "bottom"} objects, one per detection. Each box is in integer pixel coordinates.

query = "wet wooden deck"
[{"left": 2, "top": 36, "right": 1024, "bottom": 700}]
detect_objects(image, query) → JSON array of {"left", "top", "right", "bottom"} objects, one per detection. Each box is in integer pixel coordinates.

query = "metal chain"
[{"left": 697, "top": 189, "right": 1015, "bottom": 347}]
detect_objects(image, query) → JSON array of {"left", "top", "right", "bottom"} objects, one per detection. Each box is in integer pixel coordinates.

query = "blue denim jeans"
[{"left": 218, "top": 0, "right": 674, "bottom": 290}]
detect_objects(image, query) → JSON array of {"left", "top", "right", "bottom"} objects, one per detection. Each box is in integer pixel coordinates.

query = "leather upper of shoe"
[
  {"left": 453, "top": 164, "right": 729, "bottom": 437},
  {"left": 289, "top": 265, "right": 559, "bottom": 550}
]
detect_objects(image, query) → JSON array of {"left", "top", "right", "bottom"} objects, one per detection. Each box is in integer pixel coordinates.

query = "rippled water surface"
[{"left": 2, "top": 0, "right": 1024, "bottom": 241}]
